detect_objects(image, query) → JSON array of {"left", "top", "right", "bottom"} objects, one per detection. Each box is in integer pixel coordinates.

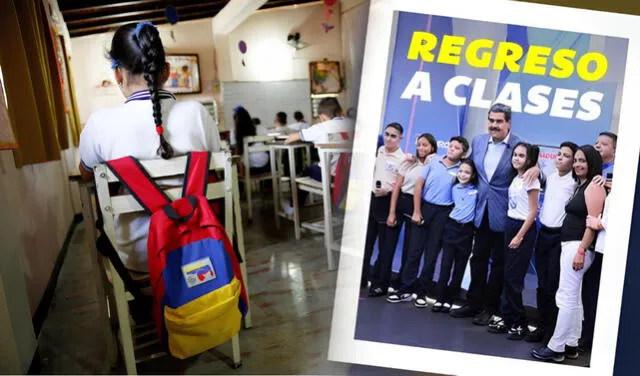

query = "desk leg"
[
  {"left": 79, "top": 185, "right": 117, "bottom": 369},
  {"left": 232, "top": 166, "right": 252, "bottom": 329},
  {"left": 289, "top": 148, "right": 301, "bottom": 240},
  {"left": 270, "top": 148, "right": 280, "bottom": 229},
  {"left": 320, "top": 152, "right": 336, "bottom": 270}
]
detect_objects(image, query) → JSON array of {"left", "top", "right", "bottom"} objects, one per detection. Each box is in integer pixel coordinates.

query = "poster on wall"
[
  {"left": 0, "top": 77, "right": 17, "bottom": 150},
  {"left": 309, "top": 60, "right": 342, "bottom": 94},
  {"left": 330, "top": 1, "right": 640, "bottom": 376},
  {"left": 165, "top": 54, "right": 201, "bottom": 94}
]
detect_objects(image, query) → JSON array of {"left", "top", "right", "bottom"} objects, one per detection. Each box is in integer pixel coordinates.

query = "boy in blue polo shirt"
[{"left": 388, "top": 136, "right": 469, "bottom": 306}]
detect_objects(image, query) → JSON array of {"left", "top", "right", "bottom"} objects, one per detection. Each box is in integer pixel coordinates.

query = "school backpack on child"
[{"left": 106, "top": 151, "right": 248, "bottom": 359}]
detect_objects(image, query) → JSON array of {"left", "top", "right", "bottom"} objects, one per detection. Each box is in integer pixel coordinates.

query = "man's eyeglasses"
[
  {"left": 384, "top": 132, "right": 398, "bottom": 139},
  {"left": 488, "top": 118, "right": 505, "bottom": 124}
]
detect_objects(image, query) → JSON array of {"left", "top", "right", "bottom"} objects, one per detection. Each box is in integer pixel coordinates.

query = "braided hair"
[{"left": 109, "top": 22, "right": 173, "bottom": 159}]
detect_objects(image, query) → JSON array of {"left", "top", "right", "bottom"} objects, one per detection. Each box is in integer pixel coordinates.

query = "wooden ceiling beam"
[
  {"left": 61, "top": 0, "right": 162, "bottom": 16},
  {"left": 65, "top": 0, "right": 228, "bottom": 26}
]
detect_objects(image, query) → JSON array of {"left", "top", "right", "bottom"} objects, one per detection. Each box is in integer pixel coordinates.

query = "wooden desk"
[{"left": 267, "top": 141, "right": 312, "bottom": 240}]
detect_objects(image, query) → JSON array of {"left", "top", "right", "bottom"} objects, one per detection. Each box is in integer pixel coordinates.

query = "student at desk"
[
  {"left": 281, "top": 97, "right": 354, "bottom": 214},
  {"left": 230, "top": 106, "right": 270, "bottom": 176},
  {"left": 78, "top": 22, "right": 221, "bottom": 273}
]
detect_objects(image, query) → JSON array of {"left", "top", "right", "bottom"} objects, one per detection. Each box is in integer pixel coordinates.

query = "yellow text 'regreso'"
[{"left": 406, "top": 32, "right": 608, "bottom": 82}]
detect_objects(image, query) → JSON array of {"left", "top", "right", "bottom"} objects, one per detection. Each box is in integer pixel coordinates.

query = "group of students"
[
  {"left": 363, "top": 103, "right": 616, "bottom": 363},
  {"left": 229, "top": 108, "right": 310, "bottom": 176}
]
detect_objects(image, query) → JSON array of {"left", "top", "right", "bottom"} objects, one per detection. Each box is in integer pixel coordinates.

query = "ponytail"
[{"left": 133, "top": 22, "right": 173, "bottom": 159}]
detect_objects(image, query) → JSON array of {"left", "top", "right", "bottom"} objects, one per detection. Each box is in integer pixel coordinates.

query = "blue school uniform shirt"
[
  {"left": 603, "top": 161, "right": 614, "bottom": 178},
  {"left": 449, "top": 183, "right": 477, "bottom": 224},
  {"left": 421, "top": 157, "right": 460, "bottom": 205}
]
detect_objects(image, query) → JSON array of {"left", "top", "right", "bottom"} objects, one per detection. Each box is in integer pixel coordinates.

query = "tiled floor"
[{"left": 36, "top": 195, "right": 429, "bottom": 375}]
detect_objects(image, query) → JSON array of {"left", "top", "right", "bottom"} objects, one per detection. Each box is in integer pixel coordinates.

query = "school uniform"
[
  {"left": 434, "top": 183, "right": 477, "bottom": 304},
  {"left": 500, "top": 175, "right": 541, "bottom": 332},
  {"left": 534, "top": 170, "right": 577, "bottom": 342},
  {"left": 547, "top": 183, "right": 596, "bottom": 353},
  {"left": 79, "top": 89, "right": 221, "bottom": 272},
  {"left": 287, "top": 121, "right": 310, "bottom": 132},
  {"left": 581, "top": 190, "right": 612, "bottom": 350},
  {"left": 365, "top": 146, "right": 406, "bottom": 293},
  {"left": 386, "top": 158, "right": 431, "bottom": 289},
  {"left": 397, "top": 157, "right": 459, "bottom": 297}
]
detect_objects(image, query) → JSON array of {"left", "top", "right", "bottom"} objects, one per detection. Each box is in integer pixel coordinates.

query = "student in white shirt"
[
  {"left": 287, "top": 111, "right": 310, "bottom": 132},
  {"left": 274, "top": 111, "right": 288, "bottom": 131},
  {"left": 526, "top": 141, "right": 578, "bottom": 344},
  {"left": 78, "top": 22, "right": 221, "bottom": 273},
  {"left": 281, "top": 98, "right": 354, "bottom": 214},
  {"left": 385, "top": 133, "right": 438, "bottom": 293},
  {"left": 230, "top": 106, "right": 270, "bottom": 175},
  {"left": 365, "top": 123, "right": 406, "bottom": 297},
  {"left": 488, "top": 142, "right": 540, "bottom": 340}
]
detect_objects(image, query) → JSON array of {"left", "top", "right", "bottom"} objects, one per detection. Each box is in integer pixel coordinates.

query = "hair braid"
[{"left": 135, "top": 24, "right": 173, "bottom": 159}]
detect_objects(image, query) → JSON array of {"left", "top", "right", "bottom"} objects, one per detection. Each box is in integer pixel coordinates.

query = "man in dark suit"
[{"left": 450, "top": 103, "right": 540, "bottom": 327}]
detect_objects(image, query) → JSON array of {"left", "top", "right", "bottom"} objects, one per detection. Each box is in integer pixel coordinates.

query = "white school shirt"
[
  {"left": 539, "top": 170, "right": 577, "bottom": 228},
  {"left": 595, "top": 191, "right": 612, "bottom": 254},
  {"left": 507, "top": 175, "right": 541, "bottom": 221},
  {"left": 287, "top": 121, "right": 309, "bottom": 132},
  {"left": 79, "top": 91, "right": 222, "bottom": 272},
  {"left": 372, "top": 146, "right": 405, "bottom": 193},
  {"left": 300, "top": 117, "right": 354, "bottom": 175},
  {"left": 398, "top": 157, "right": 430, "bottom": 194}
]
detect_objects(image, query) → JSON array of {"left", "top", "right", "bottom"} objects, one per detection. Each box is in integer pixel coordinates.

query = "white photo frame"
[{"left": 329, "top": 1, "right": 640, "bottom": 375}]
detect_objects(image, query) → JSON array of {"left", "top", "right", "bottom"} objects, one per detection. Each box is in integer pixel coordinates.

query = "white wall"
[
  {"left": 70, "top": 18, "right": 218, "bottom": 126},
  {"left": 217, "top": 2, "right": 343, "bottom": 83},
  {"left": 0, "top": 150, "right": 74, "bottom": 372}
]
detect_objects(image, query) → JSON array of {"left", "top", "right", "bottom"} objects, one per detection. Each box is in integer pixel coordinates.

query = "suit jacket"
[{"left": 470, "top": 132, "right": 521, "bottom": 231}]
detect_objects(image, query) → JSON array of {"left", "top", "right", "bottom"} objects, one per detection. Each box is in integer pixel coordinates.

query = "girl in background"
[
  {"left": 231, "top": 106, "right": 270, "bottom": 176},
  {"left": 432, "top": 159, "right": 478, "bottom": 312}
]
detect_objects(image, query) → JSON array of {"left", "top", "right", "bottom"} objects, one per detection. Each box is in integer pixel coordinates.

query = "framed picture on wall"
[
  {"left": 309, "top": 60, "right": 342, "bottom": 95},
  {"left": 165, "top": 54, "right": 201, "bottom": 94}
]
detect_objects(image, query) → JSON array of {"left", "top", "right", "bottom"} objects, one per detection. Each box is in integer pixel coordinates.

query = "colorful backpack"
[{"left": 106, "top": 151, "right": 248, "bottom": 359}]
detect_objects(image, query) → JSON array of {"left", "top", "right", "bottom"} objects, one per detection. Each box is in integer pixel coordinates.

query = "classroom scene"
[
  {"left": 358, "top": 107, "right": 616, "bottom": 368},
  {"left": 0, "top": 0, "right": 400, "bottom": 375}
]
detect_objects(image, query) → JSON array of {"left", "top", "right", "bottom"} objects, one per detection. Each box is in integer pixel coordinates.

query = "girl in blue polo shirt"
[
  {"left": 488, "top": 142, "right": 540, "bottom": 339},
  {"left": 432, "top": 159, "right": 478, "bottom": 312}
]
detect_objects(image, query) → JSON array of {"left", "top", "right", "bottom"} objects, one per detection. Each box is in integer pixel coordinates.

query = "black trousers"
[
  {"left": 385, "top": 193, "right": 415, "bottom": 289},
  {"left": 501, "top": 217, "right": 538, "bottom": 327},
  {"left": 581, "top": 251, "right": 602, "bottom": 349},
  {"left": 435, "top": 218, "right": 475, "bottom": 303},
  {"left": 398, "top": 200, "right": 452, "bottom": 295},
  {"left": 534, "top": 225, "right": 562, "bottom": 342},
  {"left": 362, "top": 194, "right": 391, "bottom": 286},
  {"left": 417, "top": 203, "right": 453, "bottom": 296},
  {"left": 467, "top": 207, "right": 505, "bottom": 314}
]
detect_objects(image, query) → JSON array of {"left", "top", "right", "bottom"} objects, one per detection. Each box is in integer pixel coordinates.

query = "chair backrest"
[
  {"left": 243, "top": 135, "right": 274, "bottom": 154},
  {"left": 94, "top": 151, "right": 236, "bottom": 247}
]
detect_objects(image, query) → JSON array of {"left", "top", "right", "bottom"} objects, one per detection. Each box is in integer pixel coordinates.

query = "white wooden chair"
[
  {"left": 293, "top": 142, "right": 352, "bottom": 270},
  {"left": 241, "top": 135, "right": 275, "bottom": 222},
  {"left": 94, "top": 152, "right": 251, "bottom": 374}
]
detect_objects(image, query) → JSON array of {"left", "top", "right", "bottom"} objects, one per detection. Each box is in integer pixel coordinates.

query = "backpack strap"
[
  {"left": 182, "top": 151, "right": 212, "bottom": 197},
  {"left": 106, "top": 156, "right": 172, "bottom": 214}
]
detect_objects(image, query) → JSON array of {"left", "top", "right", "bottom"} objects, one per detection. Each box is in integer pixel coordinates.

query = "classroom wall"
[
  {"left": 0, "top": 149, "right": 74, "bottom": 372},
  {"left": 217, "top": 2, "right": 343, "bottom": 83},
  {"left": 70, "top": 18, "right": 218, "bottom": 126}
]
